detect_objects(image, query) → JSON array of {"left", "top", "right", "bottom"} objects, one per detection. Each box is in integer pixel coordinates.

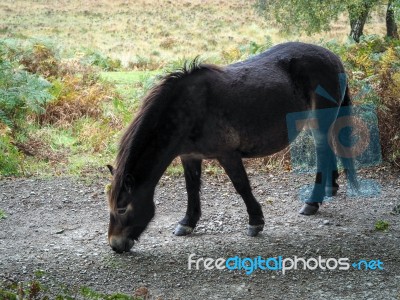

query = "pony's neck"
[
  {"left": 120, "top": 92, "right": 182, "bottom": 188},
  {"left": 133, "top": 137, "right": 177, "bottom": 187}
]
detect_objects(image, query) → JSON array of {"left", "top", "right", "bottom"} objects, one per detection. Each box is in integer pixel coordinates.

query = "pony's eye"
[{"left": 117, "top": 207, "right": 127, "bottom": 215}]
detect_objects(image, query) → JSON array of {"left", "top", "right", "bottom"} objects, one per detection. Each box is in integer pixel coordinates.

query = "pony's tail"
[{"left": 338, "top": 85, "right": 359, "bottom": 191}]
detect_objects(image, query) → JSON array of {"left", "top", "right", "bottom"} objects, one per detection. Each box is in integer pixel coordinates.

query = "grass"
[
  {"left": 0, "top": 0, "right": 276, "bottom": 66},
  {"left": 100, "top": 70, "right": 159, "bottom": 99},
  {"left": 100, "top": 71, "right": 159, "bottom": 84},
  {"left": 0, "top": 1, "right": 393, "bottom": 180},
  {"left": 165, "top": 163, "right": 184, "bottom": 177},
  {"left": 0, "top": 270, "right": 146, "bottom": 299},
  {"left": 3, "top": 69, "right": 166, "bottom": 179},
  {"left": 0, "top": 0, "right": 387, "bottom": 67},
  {"left": 0, "top": 209, "right": 6, "bottom": 220}
]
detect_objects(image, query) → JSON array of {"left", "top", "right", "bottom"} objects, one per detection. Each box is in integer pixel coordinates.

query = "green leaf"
[{"left": 375, "top": 220, "right": 390, "bottom": 231}]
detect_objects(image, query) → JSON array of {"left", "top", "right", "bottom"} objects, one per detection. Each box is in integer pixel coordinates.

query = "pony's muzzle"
[{"left": 109, "top": 235, "right": 135, "bottom": 253}]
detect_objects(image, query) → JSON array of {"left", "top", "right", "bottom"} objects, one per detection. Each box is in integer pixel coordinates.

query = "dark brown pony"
[{"left": 106, "top": 42, "right": 358, "bottom": 253}]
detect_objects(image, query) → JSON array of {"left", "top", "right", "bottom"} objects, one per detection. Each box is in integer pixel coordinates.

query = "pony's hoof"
[
  {"left": 247, "top": 224, "right": 264, "bottom": 237},
  {"left": 174, "top": 224, "right": 194, "bottom": 236},
  {"left": 299, "top": 203, "right": 319, "bottom": 215}
]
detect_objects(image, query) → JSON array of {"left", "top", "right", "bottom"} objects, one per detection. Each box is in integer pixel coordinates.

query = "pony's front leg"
[
  {"left": 218, "top": 153, "right": 265, "bottom": 237},
  {"left": 174, "top": 157, "right": 202, "bottom": 236}
]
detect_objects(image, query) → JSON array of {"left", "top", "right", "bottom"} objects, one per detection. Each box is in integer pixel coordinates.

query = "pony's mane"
[{"left": 109, "top": 60, "right": 221, "bottom": 212}]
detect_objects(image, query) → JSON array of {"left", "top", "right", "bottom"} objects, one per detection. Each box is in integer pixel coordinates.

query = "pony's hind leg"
[
  {"left": 300, "top": 158, "right": 339, "bottom": 215},
  {"left": 326, "top": 167, "right": 339, "bottom": 197},
  {"left": 300, "top": 124, "right": 337, "bottom": 215},
  {"left": 218, "top": 153, "right": 265, "bottom": 237},
  {"left": 174, "top": 157, "right": 202, "bottom": 236}
]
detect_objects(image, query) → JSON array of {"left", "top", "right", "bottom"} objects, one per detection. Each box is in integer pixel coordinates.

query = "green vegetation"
[
  {"left": 0, "top": 209, "right": 6, "bottom": 220},
  {"left": 100, "top": 71, "right": 158, "bottom": 85},
  {"left": 1, "top": 1, "right": 399, "bottom": 297},
  {"left": 100, "top": 71, "right": 160, "bottom": 102},
  {"left": 0, "top": 38, "right": 189, "bottom": 177},
  {"left": 0, "top": 0, "right": 391, "bottom": 66},
  {"left": 375, "top": 220, "right": 390, "bottom": 231},
  {"left": 0, "top": 54, "right": 53, "bottom": 131},
  {"left": 81, "top": 49, "right": 122, "bottom": 71},
  {"left": 0, "top": 40, "right": 54, "bottom": 176},
  {"left": 0, "top": 1, "right": 399, "bottom": 179},
  {"left": 255, "top": 0, "right": 399, "bottom": 42},
  {"left": 0, "top": 135, "right": 23, "bottom": 176},
  {"left": 0, "top": 271, "right": 145, "bottom": 299},
  {"left": 331, "top": 37, "right": 400, "bottom": 167},
  {"left": 0, "top": 0, "right": 279, "bottom": 68},
  {"left": 1, "top": 35, "right": 400, "bottom": 178}
]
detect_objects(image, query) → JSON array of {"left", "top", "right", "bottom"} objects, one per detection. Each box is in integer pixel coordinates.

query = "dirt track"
[{"left": 0, "top": 169, "right": 399, "bottom": 299}]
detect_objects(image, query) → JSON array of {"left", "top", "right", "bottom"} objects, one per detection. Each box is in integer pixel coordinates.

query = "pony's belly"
[
  {"left": 237, "top": 132, "right": 289, "bottom": 158},
  {"left": 181, "top": 124, "right": 289, "bottom": 159}
]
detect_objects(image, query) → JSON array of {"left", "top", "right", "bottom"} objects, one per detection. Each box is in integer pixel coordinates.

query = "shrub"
[
  {"left": 239, "top": 37, "right": 273, "bottom": 56},
  {"left": 323, "top": 36, "right": 400, "bottom": 168},
  {"left": 0, "top": 39, "right": 56, "bottom": 176},
  {"left": 1, "top": 38, "right": 61, "bottom": 77},
  {"left": 40, "top": 74, "right": 116, "bottom": 126},
  {"left": 20, "top": 43, "right": 60, "bottom": 78},
  {"left": 0, "top": 47, "right": 53, "bottom": 132},
  {"left": 128, "top": 55, "right": 161, "bottom": 70},
  {"left": 0, "top": 38, "right": 121, "bottom": 176},
  {"left": 80, "top": 49, "right": 122, "bottom": 71},
  {"left": 377, "top": 68, "right": 400, "bottom": 168}
]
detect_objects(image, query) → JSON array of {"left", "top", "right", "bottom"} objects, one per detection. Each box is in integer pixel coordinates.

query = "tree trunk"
[
  {"left": 348, "top": 2, "right": 371, "bottom": 42},
  {"left": 386, "top": 0, "right": 399, "bottom": 39}
]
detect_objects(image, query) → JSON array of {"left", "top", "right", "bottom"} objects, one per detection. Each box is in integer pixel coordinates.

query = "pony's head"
[
  {"left": 106, "top": 165, "right": 155, "bottom": 253},
  {"left": 105, "top": 61, "right": 219, "bottom": 252}
]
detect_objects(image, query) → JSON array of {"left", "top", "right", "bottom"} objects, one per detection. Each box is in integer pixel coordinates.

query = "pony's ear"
[
  {"left": 106, "top": 165, "right": 114, "bottom": 175},
  {"left": 124, "top": 174, "right": 135, "bottom": 193}
]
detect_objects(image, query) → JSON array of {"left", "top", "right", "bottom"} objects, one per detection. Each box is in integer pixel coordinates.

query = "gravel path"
[{"left": 0, "top": 168, "right": 399, "bottom": 299}]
